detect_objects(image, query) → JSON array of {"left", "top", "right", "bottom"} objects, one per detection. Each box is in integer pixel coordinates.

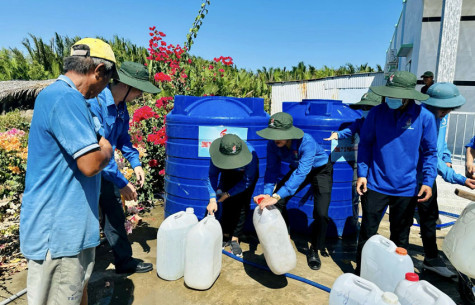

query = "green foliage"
[
  {"left": 185, "top": 0, "right": 211, "bottom": 51},
  {"left": 0, "top": 110, "right": 31, "bottom": 132}
]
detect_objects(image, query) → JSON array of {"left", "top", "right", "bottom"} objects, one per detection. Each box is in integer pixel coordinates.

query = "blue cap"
[{"left": 423, "top": 82, "right": 466, "bottom": 108}]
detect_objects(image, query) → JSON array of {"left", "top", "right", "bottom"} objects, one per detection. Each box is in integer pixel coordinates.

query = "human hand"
[
  {"left": 466, "top": 163, "right": 475, "bottom": 178},
  {"left": 120, "top": 182, "right": 137, "bottom": 201},
  {"left": 356, "top": 177, "right": 367, "bottom": 196},
  {"left": 218, "top": 192, "right": 230, "bottom": 203},
  {"left": 134, "top": 166, "right": 145, "bottom": 188},
  {"left": 417, "top": 185, "right": 432, "bottom": 202},
  {"left": 445, "top": 162, "right": 452, "bottom": 168},
  {"left": 253, "top": 194, "right": 270, "bottom": 204},
  {"left": 257, "top": 196, "right": 278, "bottom": 210},
  {"left": 207, "top": 198, "right": 218, "bottom": 215},
  {"left": 464, "top": 178, "right": 475, "bottom": 190},
  {"left": 324, "top": 132, "right": 339, "bottom": 141}
]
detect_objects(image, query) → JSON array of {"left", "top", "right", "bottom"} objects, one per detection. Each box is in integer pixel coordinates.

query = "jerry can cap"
[
  {"left": 382, "top": 292, "right": 399, "bottom": 304},
  {"left": 395, "top": 247, "right": 407, "bottom": 255},
  {"left": 405, "top": 272, "right": 419, "bottom": 281},
  {"left": 186, "top": 207, "right": 194, "bottom": 214}
]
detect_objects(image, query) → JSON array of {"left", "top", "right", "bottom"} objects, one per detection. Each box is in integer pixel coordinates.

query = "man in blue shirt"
[
  {"left": 465, "top": 136, "right": 475, "bottom": 178},
  {"left": 87, "top": 61, "right": 160, "bottom": 274},
  {"left": 356, "top": 71, "right": 438, "bottom": 274},
  {"left": 254, "top": 112, "right": 332, "bottom": 271},
  {"left": 206, "top": 134, "right": 258, "bottom": 257},
  {"left": 20, "top": 38, "right": 115, "bottom": 305},
  {"left": 418, "top": 82, "right": 475, "bottom": 278}
]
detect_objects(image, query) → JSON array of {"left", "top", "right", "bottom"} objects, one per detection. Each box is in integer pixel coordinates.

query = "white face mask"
[
  {"left": 361, "top": 110, "right": 370, "bottom": 118},
  {"left": 386, "top": 97, "right": 403, "bottom": 109}
]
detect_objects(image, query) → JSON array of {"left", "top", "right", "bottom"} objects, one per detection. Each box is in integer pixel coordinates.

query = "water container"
[
  {"left": 253, "top": 204, "right": 297, "bottom": 275},
  {"left": 394, "top": 273, "right": 456, "bottom": 305},
  {"left": 443, "top": 202, "right": 475, "bottom": 278},
  {"left": 330, "top": 273, "right": 402, "bottom": 305},
  {"left": 165, "top": 95, "right": 269, "bottom": 221},
  {"left": 361, "top": 235, "right": 414, "bottom": 292},
  {"left": 282, "top": 99, "right": 361, "bottom": 237},
  {"left": 156, "top": 207, "right": 198, "bottom": 280},
  {"left": 184, "top": 215, "right": 223, "bottom": 290}
]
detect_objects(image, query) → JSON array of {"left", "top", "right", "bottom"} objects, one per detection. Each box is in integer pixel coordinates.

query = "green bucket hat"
[
  {"left": 370, "top": 71, "right": 429, "bottom": 101},
  {"left": 256, "top": 112, "right": 304, "bottom": 140},
  {"left": 421, "top": 71, "right": 434, "bottom": 78},
  {"left": 422, "top": 82, "right": 466, "bottom": 109},
  {"left": 209, "top": 134, "right": 252, "bottom": 169},
  {"left": 116, "top": 61, "right": 161, "bottom": 94},
  {"left": 350, "top": 91, "right": 382, "bottom": 109}
]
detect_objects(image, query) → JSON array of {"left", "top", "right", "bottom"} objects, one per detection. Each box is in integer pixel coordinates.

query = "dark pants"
[
  {"left": 219, "top": 170, "right": 256, "bottom": 239},
  {"left": 417, "top": 182, "right": 439, "bottom": 259},
  {"left": 274, "top": 160, "right": 333, "bottom": 251},
  {"left": 356, "top": 188, "right": 417, "bottom": 268},
  {"left": 100, "top": 178, "right": 133, "bottom": 267}
]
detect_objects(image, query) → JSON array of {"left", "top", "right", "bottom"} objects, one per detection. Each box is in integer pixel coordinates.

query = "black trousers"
[
  {"left": 417, "top": 182, "right": 439, "bottom": 259},
  {"left": 274, "top": 160, "right": 333, "bottom": 251},
  {"left": 100, "top": 178, "right": 133, "bottom": 267},
  {"left": 356, "top": 188, "right": 417, "bottom": 268}
]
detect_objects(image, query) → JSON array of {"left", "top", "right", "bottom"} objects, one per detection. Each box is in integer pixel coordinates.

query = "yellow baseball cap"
[{"left": 71, "top": 38, "right": 118, "bottom": 78}]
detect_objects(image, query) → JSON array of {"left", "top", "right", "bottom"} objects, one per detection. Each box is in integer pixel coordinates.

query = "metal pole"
[{"left": 0, "top": 288, "right": 27, "bottom": 305}]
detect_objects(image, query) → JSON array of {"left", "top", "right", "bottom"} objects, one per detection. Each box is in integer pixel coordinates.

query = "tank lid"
[
  {"left": 395, "top": 247, "right": 407, "bottom": 255},
  {"left": 381, "top": 292, "right": 399, "bottom": 304},
  {"left": 405, "top": 272, "right": 419, "bottom": 281},
  {"left": 186, "top": 208, "right": 194, "bottom": 214}
]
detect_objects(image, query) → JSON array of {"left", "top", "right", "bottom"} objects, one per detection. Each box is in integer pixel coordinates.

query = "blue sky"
[{"left": 0, "top": 0, "right": 403, "bottom": 71}]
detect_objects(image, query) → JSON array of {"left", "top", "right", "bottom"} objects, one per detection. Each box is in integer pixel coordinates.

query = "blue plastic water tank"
[
  {"left": 282, "top": 99, "right": 361, "bottom": 237},
  {"left": 164, "top": 95, "right": 269, "bottom": 219}
]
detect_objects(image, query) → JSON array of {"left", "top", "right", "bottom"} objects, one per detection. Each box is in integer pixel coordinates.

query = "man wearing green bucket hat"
[
  {"left": 87, "top": 61, "right": 160, "bottom": 274},
  {"left": 355, "top": 71, "right": 438, "bottom": 274},
  {"left": 206, "top": 134, "right": 258, "bottom": 257},
  {"left": 420, "top": 71, "right": 435, "bottom": 94},
  {"left": 324, "top": 91, "right": 382, "bottom": 141},
  {"left": 254, "top": 112, "right": 333, "bottom": 271},
  {"left": 416, "top": 82, "right": 475, "bottom": 278}
]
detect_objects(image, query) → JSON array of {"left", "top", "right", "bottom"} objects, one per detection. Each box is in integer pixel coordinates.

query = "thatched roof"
[{"left": 0, "top": 79, "right": 55, "bottom": 113}]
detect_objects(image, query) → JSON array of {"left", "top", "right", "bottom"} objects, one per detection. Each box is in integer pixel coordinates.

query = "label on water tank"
[
  {"left": 330, "top": 135, "right": 359, "bottom": 162},
  {"left": 198, "top": 126, "right": 248, "bottom": 157}
]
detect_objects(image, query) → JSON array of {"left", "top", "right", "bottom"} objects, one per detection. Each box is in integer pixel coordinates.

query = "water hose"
[
  {"left": 358, "top": 210, "right": 460, "bottom": 228},
  {"left": 222, "top": 250, "right": 332, "bottom": 293},
  {"left": 0, "top": 288, "right": 27, "bottom": 305}
]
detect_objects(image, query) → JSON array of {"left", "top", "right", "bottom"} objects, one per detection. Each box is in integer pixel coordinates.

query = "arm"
[
  {"left": 437, "top": 155, "right": 467, "bottom": 186},
  {"left": 419, "top": 112, "right": 438, "bottom": 188},
  {"left": 356, "top": 112, "right": 376, "bottom": 195},
  {"left": 263, "top": 141, "right": 281, "bottom": 195},
  {"left": 337, "top": 118, "right": 364, "bottom": 139},
  {"left": 77, "top": 137, "right": 113, "bottom": 177},
  {"left": 465, "top": 136, "right": 475, "bottom": 177},
  {"left": 208, "top": 161, "right": 220, "bottom": 199},
  {"left": 227, "top": 151, "right": 258, "bottom": 196},
  {"left": 117, "top": 110, "right": 141, "bottom": 170}
]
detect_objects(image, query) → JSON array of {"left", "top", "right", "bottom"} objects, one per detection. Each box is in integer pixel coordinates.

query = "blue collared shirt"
[
  {"left": 466, "top": 136, "right": 475, "bottom": 150},
  {"left": 357, "top": 102, "right": 438, "bottom": 196},
  {"left": 207, "top": 143, "right": 258, "bottom": 198},
  {"left": 337, "top": 117, "right": 365, "bottom": 139},
  {"left": 263, "top": 133, "right": 329, "bottom": 198},
  {"left": 87, "top": 87, "right": 141, "bottom": 189},
  {"left": 20, "top": 75, "right": 101, "bottom": 260}
]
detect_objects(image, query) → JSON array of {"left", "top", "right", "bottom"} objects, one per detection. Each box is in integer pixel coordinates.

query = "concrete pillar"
[{"left": 436, "top": 0, "right": 463, "bottom": 82}]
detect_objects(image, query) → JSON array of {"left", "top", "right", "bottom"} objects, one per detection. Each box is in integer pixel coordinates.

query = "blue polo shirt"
[
  {"left": 357, "top": 101, "right": 438, "bottom": 196},
  {"left": 207, "top": 143, "right": 258, "bottom": 199},
  {"left": 466, "top": 136, "right": 475, "bottom": 150},
  {"left": 87, "top": 87, "right": 141, "bottom": 189},
  {"left": 20, "top": 75, "right": 101, "bottom": 260},
  {"left": 337, "top": 117, "right": 365, "bottom": 139},
  {"left": 264, "top": 133, "right": 329, "bottom": 198}
]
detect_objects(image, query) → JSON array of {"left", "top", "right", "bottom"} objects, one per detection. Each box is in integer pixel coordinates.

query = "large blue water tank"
[
  {"left": 164, "top": 95, "right": 269, "bottom": 219},
  {"left": 282, "top": 99, "right": 361, "bottom": 237}
]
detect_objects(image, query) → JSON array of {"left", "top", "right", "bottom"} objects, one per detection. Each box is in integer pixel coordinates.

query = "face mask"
[
  {"left": 386, "top": 97, "right": 403, "bottom": 109},
  {"left": 361, "top": 110, "right": 370, "bottom": 118}
]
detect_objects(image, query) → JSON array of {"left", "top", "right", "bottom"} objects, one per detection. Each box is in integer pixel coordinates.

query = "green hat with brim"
[
  {"left": 370, "top": 71, "right": 429, "bottom": 101},
  {"left": 350, "top": 91, "right": 382, "bottom": 109},
  {"left": 209, "top": 134, "right": 252, "bottom": 170},
  {"left": 256, "top": 112, "right": 304, "bottom": 140},
  {"left": 421, "top": 71, "right": 434, "bottom": 78},
  {"left": 423, "top": 82, "right": 466, "bottom": 108},
  {"left": 117, "top": 61, "right": 161, "bottom": 94}
]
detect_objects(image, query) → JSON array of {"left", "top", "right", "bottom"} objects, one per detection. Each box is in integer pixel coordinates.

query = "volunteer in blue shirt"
[
  {"left": 87, "top": 61, "right": 160, "bottom": 274},
  {"left": 20, "top": 38, "right": 115, "bottom": 305},
  {"left": 465, "top": 136, "right": 475, "bottom": 178},
  {"left": 206, "top": 134, "right": 258, "bottom": 257},
  {"left": 254, "top": 112, "right": 332, "bottom": 271},
  {"left": 418, "top": 83, "right": 475, "bottom": 278},
  {"left": 324, "top": 91, "right": 382, "bottom": 141},
  {"left": 356, "top": 71, "right": 438, "bottom": 274}
]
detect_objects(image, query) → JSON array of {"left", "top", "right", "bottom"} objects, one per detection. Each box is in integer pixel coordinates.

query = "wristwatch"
[{"left": 272, "top": 193, "right": 281, "bottom": 200}]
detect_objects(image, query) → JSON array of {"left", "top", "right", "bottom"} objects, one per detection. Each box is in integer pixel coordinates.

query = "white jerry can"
[
  {"left": 253, "top": 205, "right": 296, "bottom": 275},
  {"left": 184, "top": 215, "right": 223, "bottom": 290},
  {"left": 156, "top": 208, "right": 198, "bottom": 280},
  {"left": 395, "top": 272, "right": 456, "bottom": 305}
]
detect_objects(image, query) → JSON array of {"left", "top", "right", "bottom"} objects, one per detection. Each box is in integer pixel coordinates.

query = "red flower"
[
  {"left": 148, "top": 159, "right": 159, "bottom": 167},
  {"left": 187, "top": 59, "right": 192, "bottom": 64},
  {"left": 209, "top": 65, "right": 214, "bottom": 70},
  {"left": 159, "top": 31, "right": 166, "bottom": 37},
  {"left": 181, "top": 73, "right": 188, "bottom": 79},
  {"left": 132, "top": 106, "right": 158, "bottom": 122},
  {"left": 161, "top": 41, "right": 166, "bottom": 46},
  {"left": 154, "top": 72, "right": 172, "bottom": 82},
  {"left": 159, "top": 169, "right": 165, "bottom": 176},
  {"left": 219, "top": 68, "right": 224, "bottom": 73},
  {"left": 144, "top": 63, "right": 148, "bottom": 66},
  {"left": 149, "top": 26, "right": 156, "bottom": 31},
  {"left": 149, "top": 33, "right": 154, "bottom": 36}
]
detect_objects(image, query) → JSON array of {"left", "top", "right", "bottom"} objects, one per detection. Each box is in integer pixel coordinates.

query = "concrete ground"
[{"left": 0, "top": 193, "right": 468, "bottom": 305}]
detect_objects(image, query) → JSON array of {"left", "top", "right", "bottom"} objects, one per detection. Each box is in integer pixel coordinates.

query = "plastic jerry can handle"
[
  {"left": 421, "top": 282, "right": 439, "bottom": 300},
  {"left": 354, "top": 278, "right": 373, "bottom": 292}
]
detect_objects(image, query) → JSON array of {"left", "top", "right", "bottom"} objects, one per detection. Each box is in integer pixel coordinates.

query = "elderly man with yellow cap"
[
  {"left": 86, "top": 61, "right": 160, "bottom": 274},
  {"left": 254, "top": 112, "right": 333, "bottom": 271},
  {"left": 355, "top": 71, "right": 438, "bottom": 275},
  {"left": 20, "top": 38, "right": 116, "bottom": 305}
]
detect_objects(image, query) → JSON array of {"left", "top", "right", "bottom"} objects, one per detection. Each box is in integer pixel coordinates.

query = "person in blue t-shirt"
[
  {"left": 206, "top": 134, "right": 258, "bottom": 257},
  {"left": 87, "top": 61, "right": 160, "bottom": 274},
  {"left": 324, "top": 91, "right": 382, "bottom": 141},
  {"left": 254, "top": 112, "right": 332, "bottom": 271},
  {"left": 355, "top": 71, "right": 438, "bottom": 275},
  {"left": 417, "top": 82, "right": 475, "bottom": 278},
  {"left": 465, "top": 136, "right": 475, "bottom": 178},
  {"left": 20, "top": 38, "right": 115, "bottom": 305}
]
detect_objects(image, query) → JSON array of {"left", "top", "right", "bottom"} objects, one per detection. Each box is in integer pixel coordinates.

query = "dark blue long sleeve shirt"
[
  {"left": 357, "top": 102, "right": 438, "bottom": 196},
  {"left": 337, "top": 117, "right": 365, "bottom": 139}
]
